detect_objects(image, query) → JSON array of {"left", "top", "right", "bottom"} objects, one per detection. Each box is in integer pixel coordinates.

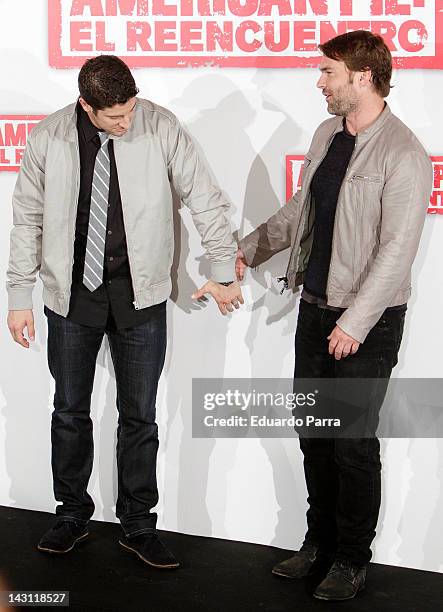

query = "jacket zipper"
[
  {"left": 68, "top": 138, "right": 81, "bottom": 309},
  {"left": 349, "top": 173, "right": 381, "bottom": 183}
]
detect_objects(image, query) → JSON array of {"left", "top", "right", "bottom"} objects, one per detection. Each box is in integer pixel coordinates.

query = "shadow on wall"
[
  {"left": 160, "top": 71, "right": 309, "bottom": 547},
  {"left": 1, "top": 304, "right": 54, "bottom": 514},
  {"left": 0, "top": 49, "right": 74, "bottom": 112},
  {"left": 384, "top": 224, "right": 443, "bottom": 571},
  {"left": 420, "top": 438, "right": 443, "bottom": 572},
  {"left": 397, "top": 439, "right": 442, "bottom": 571},
  {"left": 162, "top": 77, "right": 253, "bottom": 537},
  {"left": 241, "top": 71, "right": 308, "bottom": 550}
]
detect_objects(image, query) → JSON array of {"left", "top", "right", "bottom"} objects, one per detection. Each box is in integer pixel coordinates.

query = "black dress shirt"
[{"left": 66, "top": 103, "right": 165, "bottom": 329}]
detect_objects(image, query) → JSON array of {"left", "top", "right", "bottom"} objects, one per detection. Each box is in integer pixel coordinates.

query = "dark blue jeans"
[
  {"left": 295, "top": 299, "right": 406, "bottom": 567},
  {"left": 45, "top": 304, "right": 166, "bottom": 537}
]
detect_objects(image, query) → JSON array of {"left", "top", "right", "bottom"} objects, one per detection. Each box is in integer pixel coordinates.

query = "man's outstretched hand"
[
  {"left": 7, "top": 309, "right": 35, "bottom": 348},
  {"left": 192, "top": 280, "right": 244, "bottom": 315},
  {"left": 235, "top": 248, "right": 248, "bottom": 281}
]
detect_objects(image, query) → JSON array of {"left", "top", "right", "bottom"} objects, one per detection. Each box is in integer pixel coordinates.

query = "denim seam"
[
  {"left": 57, "top": 515, "right": 89, "bottom": 524},
  {"left": 124, "top": 527, "right": 156, "bottom": 537}
]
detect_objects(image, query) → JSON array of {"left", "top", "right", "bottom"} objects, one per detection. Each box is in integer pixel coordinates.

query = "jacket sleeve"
[
  {"left": 166, "top": 118, "right": 237, "bottom": 282},
  {"left": 336, "top": 149, "right": 433, "bottom": 343},
  {"left": 6, "top": 133, "right": 45, "bottom": 310},
  {"left": 237, "top": 124, "right": 323, "bottom": 267},
  {"left": 238, "top": 189, "right": 302, "bottom": 267}
]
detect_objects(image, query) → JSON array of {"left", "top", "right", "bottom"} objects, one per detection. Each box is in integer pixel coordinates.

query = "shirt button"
[
  {"left": 108, "top": 230, "right": 112, "bottom": 235},
  {"left": 108, "top": 204, "right": 111, "bottom": 208},
  {"left": 109, "top": 256, "right": 114, "bottom": 262},
  {"left": 108, "top": 280, "right": 112, "bottom": 285}
]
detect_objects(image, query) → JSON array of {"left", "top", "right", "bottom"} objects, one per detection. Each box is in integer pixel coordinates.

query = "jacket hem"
[
  {"left": 325, "top": 287, "right": 411, "bottom": 309},
  {"left": 42, "top": 279, "right": 173, "bottom": 318}
]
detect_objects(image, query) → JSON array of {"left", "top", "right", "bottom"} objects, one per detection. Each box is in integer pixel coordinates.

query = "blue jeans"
[
  {"left": 295, "top": 299, "right": 406, "bottom": 566},
  {"left": 45, "top": 304, "right": 166, "bottom": 537}
]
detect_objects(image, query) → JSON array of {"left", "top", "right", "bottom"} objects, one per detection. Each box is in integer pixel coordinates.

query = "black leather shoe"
[
  {"left": 119, "top": 532, "right": 180, "bottom": 569},
  {"left": 37, "top": 520, "right": 89, "bottom": 554},
  {"left": 313, "top": 559, "right": 366, "bottom": 601},
  {"left": 272, "top": 543, "right": 319, "bottom": 578}
]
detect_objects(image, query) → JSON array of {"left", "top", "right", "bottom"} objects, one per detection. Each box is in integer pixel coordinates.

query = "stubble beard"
[{"left": 327, "top": 85, "right": 359, "bottom": 117}]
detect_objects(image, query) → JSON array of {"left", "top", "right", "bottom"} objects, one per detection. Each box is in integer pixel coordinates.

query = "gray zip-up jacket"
[
  {"left": 239, "top": 104, "right": 433, "bottom": 343},
  {"left": 6, "top": 99, "right": 237, "bottom": 316}
]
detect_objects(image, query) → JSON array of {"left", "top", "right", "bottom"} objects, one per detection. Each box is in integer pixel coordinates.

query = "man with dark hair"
[
  {"left": 6, "top": 54, "right": 242, "bottom": 569},
  {"left": 78, "top": 55, "right": 140, "bottom": 110},
  {"left": 237, "top": 30, "right": 432, "bottom": 600}
]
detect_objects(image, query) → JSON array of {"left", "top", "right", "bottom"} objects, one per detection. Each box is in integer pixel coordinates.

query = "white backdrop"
[{"left": 1, "top": 0, "right": 442, "bottom": 574}]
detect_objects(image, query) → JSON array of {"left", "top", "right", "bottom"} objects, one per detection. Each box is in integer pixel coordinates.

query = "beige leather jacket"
[
  {"left": 6, "top": 99, "right": 237, "bottom": 316},
  {"left": 239, "top": 105, "right": 433, "bottom": 343}
]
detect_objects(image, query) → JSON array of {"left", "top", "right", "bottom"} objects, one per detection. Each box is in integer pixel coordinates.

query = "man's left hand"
[
  {"left": 192, "top": 280, "right": 244, "bottom": 315},
  {"left": 327, "top": 325, "right": 360, "bottom": 360}
]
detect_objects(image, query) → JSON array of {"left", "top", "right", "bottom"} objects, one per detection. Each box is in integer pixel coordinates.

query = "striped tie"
[{"left": 83, "top": 132, "right": 110, "bottom": 292}]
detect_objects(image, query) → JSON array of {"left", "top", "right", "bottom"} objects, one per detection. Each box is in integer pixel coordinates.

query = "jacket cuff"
[
  {"left": 238, "top": 238, "right": 258, "bottom": 267},
  {"left": 7, "top": 286, "right": 34, "bottom": 311},
  {"left": 210, "top": 258, "right": 236, "bottom": 283},
  {"left": 336, "top": 311, "right": 369, "bottom": 345}
]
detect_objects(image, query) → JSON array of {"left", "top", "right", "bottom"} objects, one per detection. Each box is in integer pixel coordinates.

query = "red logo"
[
  {"left": 286, "top": 154, "right": 443, "bottom": 215},
  {"left": 48, "top": 0, "right": 443, "bottom": 68},
  {"left": 0, "top": 116, "right": 46, "bottom": 172},
  {"left": 430, "top": 156, "right": 443, "bottom": 214}
]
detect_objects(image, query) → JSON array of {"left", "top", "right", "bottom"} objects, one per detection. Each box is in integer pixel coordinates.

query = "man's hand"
[
  {"left": 7, "top": 309, "right": 35, "bottom": 348},
  {"left": 192, "top": 280, "right": 244, "bottom": 315},
  {"left": 327, "top": 325, "right": 360, "bottom": 361},
  {"left": 235, "top": 248, "right": 248, "bottom": 281}
]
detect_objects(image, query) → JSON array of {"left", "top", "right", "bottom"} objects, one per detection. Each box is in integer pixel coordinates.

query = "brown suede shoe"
[
  {"left": 272, "top": 543, "right": 319, "bottom": 578},
  {"left": 37, "top": 520, "right": 89, "bottom": 554},
  {"left": 119, "top": 532, "right": 180, "bottom": 569},
  {"left": 313, "top": 559, "right": 366, "bottom": 601}
]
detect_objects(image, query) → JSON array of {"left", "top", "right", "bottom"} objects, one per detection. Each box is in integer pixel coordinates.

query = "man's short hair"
[
  {"left": 78, "top": 55, "right": 139, "bottom": 110},
  {"left": 319, "top": 30, "right": 393, "bottom": 98}
]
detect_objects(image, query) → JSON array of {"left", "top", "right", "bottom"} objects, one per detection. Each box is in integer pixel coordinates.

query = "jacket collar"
[
  {"left": 76, "top": 101, "right": 99, "bottom": 143},
  {"left": 328, "top": 102, "right": 392, "bottom": 141},
  {"left": 355, "top": 102, "right": 392, "bottom": 140},
  {"left": 64, "top": 103, "right": 79, "bottom": 143}
]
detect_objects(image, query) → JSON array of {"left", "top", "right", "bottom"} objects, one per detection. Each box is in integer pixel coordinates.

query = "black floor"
[{"left": 1, "top": 506, "right": 442, "bottom": 611}]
